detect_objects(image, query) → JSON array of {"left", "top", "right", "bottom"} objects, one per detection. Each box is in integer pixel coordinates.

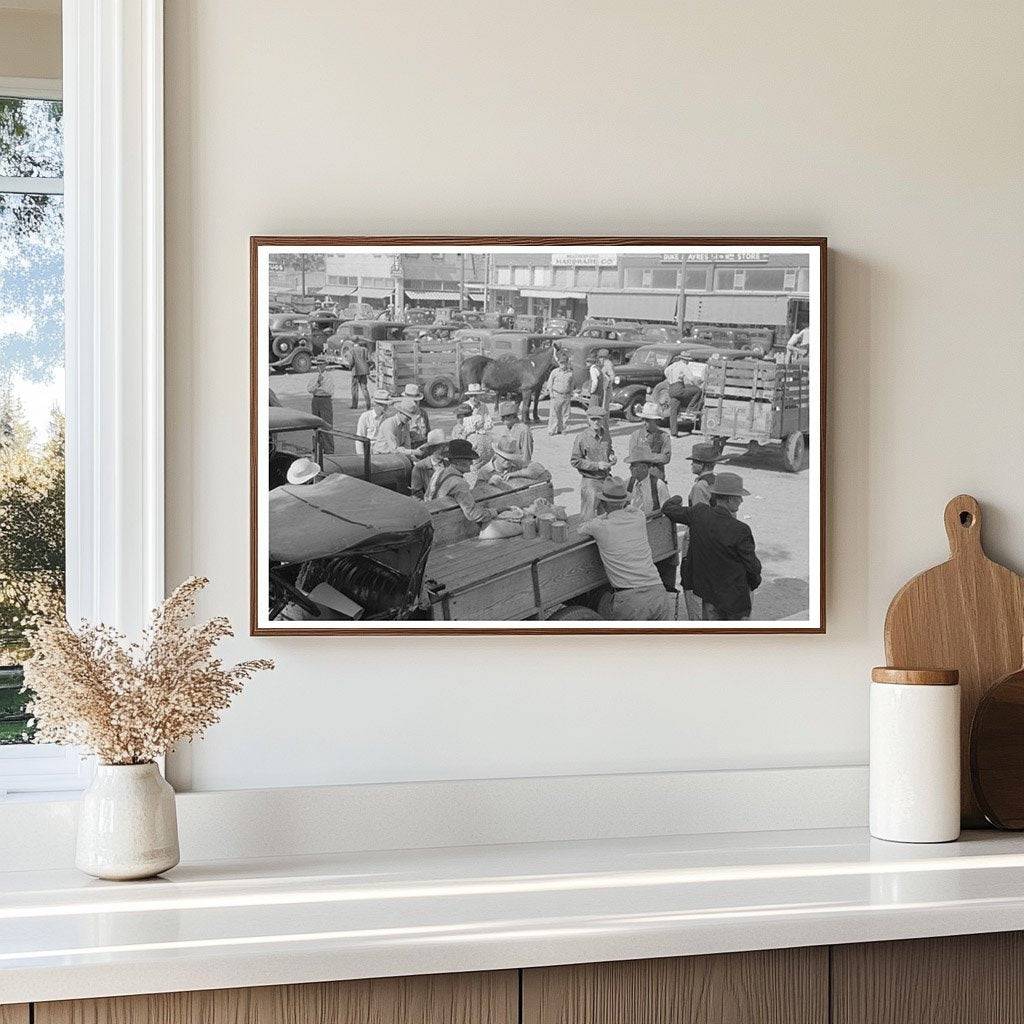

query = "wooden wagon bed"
[
  {"left": 428, "top": 479, "right": 554, "bottom": 547},
  {"left": 424, "top": 513, "right": 678, "bottom": 621}
]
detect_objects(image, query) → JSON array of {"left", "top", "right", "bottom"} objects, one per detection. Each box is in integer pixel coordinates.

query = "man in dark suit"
[{"left": 662, "top": 472, "right": 762, "bottom": 621}]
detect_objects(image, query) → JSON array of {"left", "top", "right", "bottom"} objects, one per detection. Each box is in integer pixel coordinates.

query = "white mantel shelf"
[{"left": 4, "top": 827, "right": 1024, "bottom": 1004}]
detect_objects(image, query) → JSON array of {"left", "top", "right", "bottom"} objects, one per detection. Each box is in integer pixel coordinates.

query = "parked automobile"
[
  {"left": 513, "top": 314, "right": 545, "bottom": 333},
  {"left": 482, "top": 311, "right": 515, "bottom": 329},
  {"left": 579, "top": 321, "right": 642, "bottom": 344},
  {"left": 337, "top": 302, "right": 376, "bottom": 321},
  {"left": 403, "top": 307, "right": 435, "bottom": 326},
  {"left": 543, "top": 316, "right": 578, "bottom": 337},
  {"left": 690, "top": 324, "right": 778, "bottom": 355},
  {"left": 401, "top": 323, "right": 462, "bottom": 342},
  {"left": 268, "top": 313, "right": 315, "bottom": 374},
  {"left": 552, "top": 335, "right": 648, "bottom": 395},
  {"left": 324, "top": 320, "right": 408, "bottom": 368}
]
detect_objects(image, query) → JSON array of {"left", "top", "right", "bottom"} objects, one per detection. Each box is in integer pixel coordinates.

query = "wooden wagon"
[
  {"left": 423, "top": 513, "right": 678, "bottom": 621},
  {"left": 374, "top": 337, "right": 462, "bottom": 408},
  {"left": 699, "top": 359, "right": 810, "bottom": 472}
]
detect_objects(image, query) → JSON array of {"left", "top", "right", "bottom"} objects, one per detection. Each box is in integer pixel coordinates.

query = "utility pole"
[
  {"left": 300, "top": 253, "right": 307, "bottom": 298},
  {"left": 459, "top": 253, "right": 467, "bottom": 310},
  {"left": 676, "top": 253, "right": 688, "bottom": 332}
]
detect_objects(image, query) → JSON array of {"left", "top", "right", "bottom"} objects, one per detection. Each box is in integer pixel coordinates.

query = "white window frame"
[{"left": 0, "top": 0, "right": 165, "bottom": 798}]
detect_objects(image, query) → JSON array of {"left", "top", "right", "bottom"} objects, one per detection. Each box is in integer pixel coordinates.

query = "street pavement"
[{"left": 270, "top": 367, "right": 812, "bottom": 621}]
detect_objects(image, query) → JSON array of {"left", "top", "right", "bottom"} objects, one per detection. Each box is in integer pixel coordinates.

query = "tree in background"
[{"left": 0, "top": 394, "right": 65, "bottom": 742}]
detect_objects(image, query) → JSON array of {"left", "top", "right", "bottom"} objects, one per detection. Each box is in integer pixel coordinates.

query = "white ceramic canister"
[
  {"left": 76, "top": 762, "right": 180, "bottom": 880},
  {"left": 869, "top": 667, "right": 960, "bottom": 843}
]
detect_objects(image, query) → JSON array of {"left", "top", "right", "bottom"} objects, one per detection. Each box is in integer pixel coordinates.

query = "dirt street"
[{"left": 270, "top": 366, "right": 811, "bottom": 621}]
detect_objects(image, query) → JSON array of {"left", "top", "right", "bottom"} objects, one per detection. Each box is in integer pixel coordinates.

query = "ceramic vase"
[{"left": 76, "top": 762, "right": 180, "bottom": 880}]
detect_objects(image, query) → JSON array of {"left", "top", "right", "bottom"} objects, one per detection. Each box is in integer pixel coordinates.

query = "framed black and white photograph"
[{"left": 250, "top": 237, "right": 826, "bottom": 635}]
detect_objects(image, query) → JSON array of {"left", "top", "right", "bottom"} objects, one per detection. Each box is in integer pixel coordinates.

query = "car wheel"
[
  {"left": 782, "top": 431, "right": 806, "bottom": 472},
  {"left": 649, "top": 381, "right": 672, "bottom": 420},
  {"left": 423, "top": 375, "right": 459, "bottom": 408},
  {"left": 271, "top": 337, "right": 292, "bottom": 358},
  {"left": 624, "top": 393, "right": 647, "bottom": 422},
  {"left": 290, "top": 351, "right": 312, "bottom": 374}
]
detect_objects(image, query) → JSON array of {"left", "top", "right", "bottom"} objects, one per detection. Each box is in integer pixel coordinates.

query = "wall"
[
  {"left": 164, "top": 1, "right": 1024, "bottom": 792},
  {"left": 0, "top": 4, "right": 61, "bottom": 80}
]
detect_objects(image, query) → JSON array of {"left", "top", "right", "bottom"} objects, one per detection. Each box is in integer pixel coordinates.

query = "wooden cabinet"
[
  {"left": 34, "top": 971, "right": 517, "bottom": 1024},
  {"left": 832, "top": 932, "right": 1024, "bottom": 1024},
  {"left": 21, "top": 932, "right": 1024, "bottom": 1024},
  {"left": 522, "top": 948, "right": 828, "bottom": 1024}
]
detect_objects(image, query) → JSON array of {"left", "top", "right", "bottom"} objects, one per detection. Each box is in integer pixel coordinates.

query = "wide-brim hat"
[
  {"left": 371, "top": 388, "right": 392, "bottom": 403},
  {"left": 419, "top": 428, "right": 447, "bottom": 455},
  {"left": 497, "top": 400, "right": 519, "bottom": 418},
  {"left": 286, "top": 457, "right": 322, "bottom": 486},
  {"left": 393, "top": 398, "right": 419, "bottom": 418},
  {"left": 687, "top": 442, "right": 727, "bottom": 463},
  {"left": 596, "top": 348, "right": 610, "bottom": 358},
  {"left": 403, "top": 384, "right": 424, "bottom": 400},
  {"left": 442, "top": 438, "right": 478, "bottom": 462},
  {"left": 586, "top": 407, "right": 609, "bottom": 421},
  {"left": 599, "top": 476, "right": 629, "bottom": 503},
  {"left": 638, "top": 401, "right": 663, "bottom": 420},
  {"left": 711, "top": 471, "right": 750, "bottom": 497},
  {"left": 453, "top": 402, "right": 473, "bottom": 418}
]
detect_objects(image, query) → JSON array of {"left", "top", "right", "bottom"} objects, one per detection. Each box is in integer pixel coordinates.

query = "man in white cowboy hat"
[
  {"left": 570, "top": 407, "right": 616, "bottom": 519},
  {"left": 354, "top": 388, "right": 392, "bottom": 454},
  {"left": 401, "top": 382, "right": 431, "bottom": 448},
  {"left": 546, "top": 347, "right": 574, "bottom": 435},
  {"left": 286, "top": 457, "right": 322, "bottom": 487},
  {"left": 578, "top": 476, "right": 675, "bottom": 621},
  {"left": 491, "top": 400, "right": 533, "bottom": 471},
  {"left": 462, "top": 383, "right": 493, "bottom": 433},
  {"left": 409, "top": 428, "right": 448, "bottom": 498},
  {"left": 663, "top": 471, "right": 762, "bottom": 621},
  {"left": 371, "top": 398, "right": 419, "bottom": 457},
  {"left": 663, "top": 352, "right": 702, "bottom": 437},
  {"left": 627, "top": 399, "right": 672, "bottom": 482},
  {"left": 423, "top": 439, "right": 495, "bottom": 527}
]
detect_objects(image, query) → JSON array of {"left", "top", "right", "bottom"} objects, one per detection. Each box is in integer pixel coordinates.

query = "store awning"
[
  {"left": 587, "top": 291, "right": 680, "bottom": 321},
  {"left": 318, "top": 285, "right": 358, "bottom": 297},
  {"left": 356, "top": 286, "right": 394, "bottom": 299},
  {"left": 405, "top": 290, "right": 462, "bottom": 302},
  {"left": 520, "top": 289, "right": 587, "bottom": 300},
  {"left": 487, "top": 284, "right": 518, "bottom": 291}
]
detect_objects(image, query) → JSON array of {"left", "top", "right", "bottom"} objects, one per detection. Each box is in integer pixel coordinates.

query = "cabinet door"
[
  {"left": 36, "top": 971, "right": 517, "bottom": 1024},
  {"left": 832, "top": 932, "right": 1024, "bottom": 1024},
  {"left": 0, "top": 1007, "right": 29, "bottom": 1024},
  {"left": 523, "top": 948, "right": 828, "bottom": 1024}
]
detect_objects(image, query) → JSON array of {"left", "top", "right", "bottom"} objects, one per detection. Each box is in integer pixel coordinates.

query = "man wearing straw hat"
[
  {"left": 627, "top": 400, "right": 672, "bottom": 482},
  {"left": 578, "top": 477, "right": 675, "bottom": 621},
  {"left": 663, "top": 472, "right": 762, "bottom": 621},
  {"left": 354, "top": 388, "right": 391, "bottom": 454},
  {"left": 491, "top": 400, "right": 533, "bottom": 471},
  {"left": 547, "top": 347, "right": 574, "bottom": 435},
  {"left": 371, "top": 398, "right": 420, "bottom": 458},
  {"left": 462, "top": 382, "right": 494, "bottom": 433},
  {"left": 401, "top": 382, "right": 431, "bottom": 448},
  {"left": 570, "top": 407, "right": 616, "bottom": 519}
]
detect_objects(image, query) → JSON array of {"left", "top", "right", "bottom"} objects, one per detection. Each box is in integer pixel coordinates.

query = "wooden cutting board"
[{"left": 884, "top": 494, "right": 1024, "bottom": 826}]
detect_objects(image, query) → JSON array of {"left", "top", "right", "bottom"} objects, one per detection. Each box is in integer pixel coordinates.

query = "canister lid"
[{"left": 871, "top": 667, "right": 959, "bottom": 686}]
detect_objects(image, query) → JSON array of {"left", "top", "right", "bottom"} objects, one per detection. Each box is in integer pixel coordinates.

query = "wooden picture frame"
[{"left": 251, "top": 237, "right": 827, "bottom": 635}]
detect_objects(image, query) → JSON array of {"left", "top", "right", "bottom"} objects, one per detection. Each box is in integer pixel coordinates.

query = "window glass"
[{"left": 0, "top": 96, "right": 65, "bottom": 746}]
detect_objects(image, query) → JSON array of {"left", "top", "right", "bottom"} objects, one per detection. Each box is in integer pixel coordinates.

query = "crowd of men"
[{"left": 283, "top": 344, "right": 763, "bottom": 622}]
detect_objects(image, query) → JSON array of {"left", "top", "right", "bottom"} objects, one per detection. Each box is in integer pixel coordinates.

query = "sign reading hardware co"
[{"left": 550, "top": 254, "right": 618, "bottom": 267}]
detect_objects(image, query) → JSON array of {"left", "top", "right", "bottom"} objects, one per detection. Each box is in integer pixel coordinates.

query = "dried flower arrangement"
[{"left": 22, "top": 577, "right": 273, "bottom": 765}]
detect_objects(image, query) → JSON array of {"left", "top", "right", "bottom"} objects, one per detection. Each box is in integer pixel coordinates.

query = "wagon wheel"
[
  {"left": 782, "top": 431, "right": 806, "bottom": 472},
  {"left": 290, "top": 351, "right": 312, "bottom": 374},
  {"left": 423, "top": 375, "right": 459, "bottom": 408}
]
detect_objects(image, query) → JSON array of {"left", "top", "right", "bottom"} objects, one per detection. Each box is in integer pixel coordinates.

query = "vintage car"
[
  {"left": 481, "top": 311, "right": 516, "bottom": 330},
  {"left": 268, "top": 313, "right": 315, "bottom": 374},
  {"left": 268, "top": 475, "right": 434, "bottom": 623},
  {"left": 400, "top": 323, "right": 462, "bottom": 343},
  {"left": 543, "top": 316, "right": 578, "bottom": 337},
  {"left": 690, "top": 324, "right": 778, "bottom": 354},
  {"left": 608, "top": 343, "right": 759, "bottom": 425},
  {"left": 324, "top": 320, "right": 408, "bottom": 368},
  {"left": 512, "top": 313, "right": 545, "bottom": 333},
  {"left": 552, "top": 335, "right": 649, "bottom": 394},
  {"left": 403, "top": 307, "right": 435, "bottom": 326},
  {"left": 337, "top": 302, "right": 376, "bottom": 322},
  {"left": 579, "top": 321, "right": 643, "bottom": 344}
]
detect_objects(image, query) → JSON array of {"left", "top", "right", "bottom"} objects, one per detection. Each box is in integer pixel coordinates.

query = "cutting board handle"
[{"left": 944, "top": 494, "right": 983, "bottom": 558}]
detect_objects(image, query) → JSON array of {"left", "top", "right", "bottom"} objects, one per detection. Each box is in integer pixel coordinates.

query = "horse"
[{"left": 459, "top": 349, "right": 556, "bottom": 424}]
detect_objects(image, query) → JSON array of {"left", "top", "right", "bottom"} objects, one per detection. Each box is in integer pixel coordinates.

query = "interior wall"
[
  {"left": 163, "top": 0, "right": 1024, "bottom": 792},
  {"left": 0, "top": 7, "right": 61, "bottom": 80}
]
